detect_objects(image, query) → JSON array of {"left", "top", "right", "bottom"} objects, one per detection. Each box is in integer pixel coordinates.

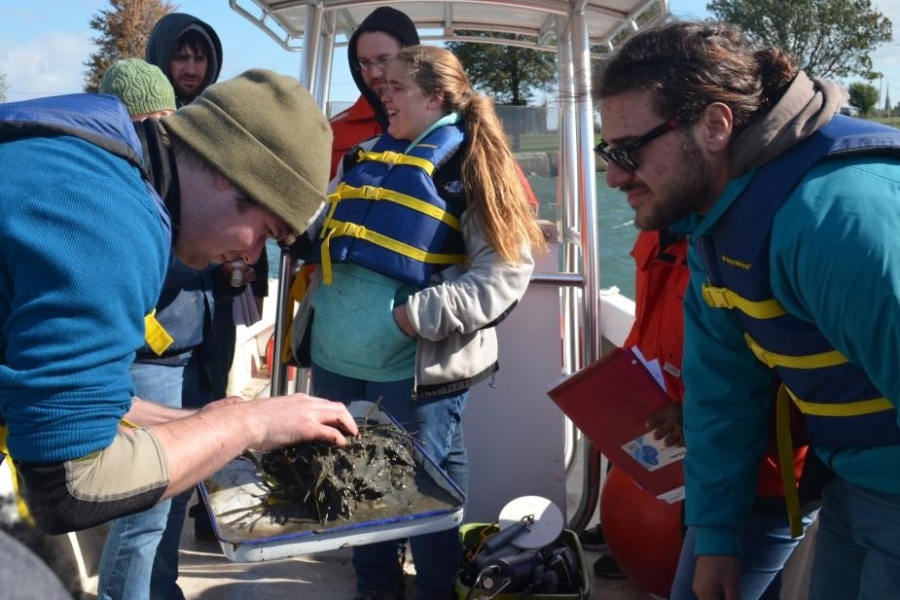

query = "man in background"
[
  {"left": 330, "top": 8, "right": 540, "bottom": 212},
  {"left": 144, "top": 13, "right": 269, "bottom": 600},
  {"left": 145, "top": 12, "right": 222, "bottom": 107},
  {"left": 328, "top": 7, "right": 420, "bottom": 179}
]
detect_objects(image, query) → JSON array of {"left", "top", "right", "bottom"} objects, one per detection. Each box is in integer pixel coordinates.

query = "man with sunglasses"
[{"left": 595, "top": 21, "right": 900, "bottom": 600}]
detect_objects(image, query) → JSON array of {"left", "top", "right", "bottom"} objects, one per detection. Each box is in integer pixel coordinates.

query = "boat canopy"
[
  {"left": 230, "top": 0, "right": 663, "bottom": 53},
  {"left": 230, "top": 0, "right": 665, "bottom": 107}
]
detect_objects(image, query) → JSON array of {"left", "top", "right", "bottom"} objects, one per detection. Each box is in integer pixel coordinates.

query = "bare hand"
[
  {"left": 392, "top": 305, "right": 416, "bottom": 337},
  {"left": 647, "top": 403, "right": 684, "bottom": 447},
  {"left": 694, "top": 555, "right": 741, "bottom": 600},
  {"left": 247, "top": 394, "right": 359, "bottom": 451}
]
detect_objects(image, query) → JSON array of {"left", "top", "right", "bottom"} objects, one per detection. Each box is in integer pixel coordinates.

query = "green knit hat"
[
  {"left": 99, "top": 58, "right": 176, "bottom": 117},
  {"left": 160, "top": 69, "right": 332, "bottom": 234}
]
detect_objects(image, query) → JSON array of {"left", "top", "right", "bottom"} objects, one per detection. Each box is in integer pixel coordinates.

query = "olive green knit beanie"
[
  {"left": 160, "top": 69, "right": 332, "bottom": 234},
  {"left": 99, "top": 58, "right": 176, "bottom": 117}
]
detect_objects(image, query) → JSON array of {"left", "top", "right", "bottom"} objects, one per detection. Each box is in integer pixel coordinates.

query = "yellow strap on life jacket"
[
  {"left": 319, "top": 220, "right": 466, "bottom": 286},
  {"left": 744, "top": 333, "right": 848, "bottom": 369},
  {"left": 319, "top": 195, "right": 343, "bottom": 240},
  {"left": 280, "top": 265, "right": 317, "bottom": 366},
  {"left": 329, "top": 183, "right": 462, "bottom": 230},
  {"left": 776, "top": 382, "right": 895, "bottom": 539},
  {"left": 784, "top": 385, "right": 894, "bottom": 417},
  {"left": 144, "top": 309, "right": 173, "bottom": 356},
  {"left": 775, "top": 384, "right": 803, "bottom": 538},
  {"left": 0, "top": 426, "right": 34, "bottom": 526},
  {"left": 358, "top": 150, "right": 437, "bottom": 175},
  {"left": 702, "top": 284, "right": 787, "bottom": 319},
  {"left": 290, "top": 265, "right": 313, "bottom": 304}
]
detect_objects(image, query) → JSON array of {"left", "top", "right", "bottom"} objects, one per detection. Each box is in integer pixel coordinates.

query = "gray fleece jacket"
[{"left": 291, "top": 138, "right": 535, "bottom": 397}]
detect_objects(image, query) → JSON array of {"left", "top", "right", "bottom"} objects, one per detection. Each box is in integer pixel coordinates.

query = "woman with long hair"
[{"left": 292, "top": 44, "right": 544, "bottom": 600}]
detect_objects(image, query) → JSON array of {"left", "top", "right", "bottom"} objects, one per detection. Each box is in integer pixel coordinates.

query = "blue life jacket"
[
  {"left": 696, "top": 115, "right": 900, "bottom": 449},
  {"left": 0, "top": 93, "right": 170, "bottom": 240},
  {"left": 307, "top": 124, "right": 468, "bottom": 288},
  {"left": 0, "top": 94, "right": 181, "bottom": 357}
]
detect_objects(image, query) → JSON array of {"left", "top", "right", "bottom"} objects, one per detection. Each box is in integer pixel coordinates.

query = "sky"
[{"left": 2, "top": 0, "right": 900, "bottom": 107}]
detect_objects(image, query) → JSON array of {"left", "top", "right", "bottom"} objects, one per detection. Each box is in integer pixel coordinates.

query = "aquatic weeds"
[{"left": 254, "top": 415, "right": 419, "bottom": 524}]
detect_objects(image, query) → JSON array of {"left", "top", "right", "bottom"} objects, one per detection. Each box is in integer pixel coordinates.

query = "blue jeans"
[
  {"left": 808, "top": 478, "right": 900, "bottom": 600},
  {"left": 671, "top": 504, "right": 817, "bottom": 600},
  {"left": 97, "top": 362, "right": 185, "bottom": 600},
  {"left": 311, "top": 363, "right": 468, "bottom": 600},
  {"left": 148, "top": 357, "right": 214, "bottom": 600}
]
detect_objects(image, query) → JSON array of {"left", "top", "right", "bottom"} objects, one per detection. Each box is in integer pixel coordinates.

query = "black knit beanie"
[{"left": 348, "top": 7, "right": 420, "bottom": 129}]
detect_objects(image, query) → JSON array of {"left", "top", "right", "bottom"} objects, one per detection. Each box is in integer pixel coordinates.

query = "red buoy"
[{"left": 599, "top": 465, "right": 684, "bottom": 598}]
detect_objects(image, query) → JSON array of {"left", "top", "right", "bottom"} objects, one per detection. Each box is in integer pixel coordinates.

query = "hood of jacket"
[
  {"left": 730, "top": 71, "right": 848, "bottom": 176},
  {"left": 347, "top": 7, "right": 419, "bottom": 131},
  {"left": 145, "top": 13, "right": 223, "bottom": 106}
]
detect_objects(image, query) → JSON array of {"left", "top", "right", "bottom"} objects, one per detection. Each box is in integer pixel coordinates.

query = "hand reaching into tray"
[
  {"left": 147, "top": 393, "right": 359, "bottom": 500},
  {"left": 243, "top": 394, "right": 360, "bottom": 451}
]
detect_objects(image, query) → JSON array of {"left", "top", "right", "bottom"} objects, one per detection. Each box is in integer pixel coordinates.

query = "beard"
[
  {"left": 175, "top": 78, "right": 203, "bottom": 103},
  {"left": 631, "top": 134, "right": 718, "bottom": 231}
]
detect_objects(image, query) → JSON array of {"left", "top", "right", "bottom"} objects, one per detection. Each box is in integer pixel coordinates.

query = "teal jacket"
[{"left": 681, "top": 151, "right": 900, "bottom": 556}]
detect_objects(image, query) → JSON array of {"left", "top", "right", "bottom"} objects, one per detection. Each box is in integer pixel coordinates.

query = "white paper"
[{"left": 629, "top": 346, "right": 667, "bottom": 391}]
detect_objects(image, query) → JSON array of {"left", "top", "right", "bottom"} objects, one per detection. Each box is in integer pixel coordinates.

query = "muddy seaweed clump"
[{"left": 255, "top": 424, "right": 417, "bottom": 524}]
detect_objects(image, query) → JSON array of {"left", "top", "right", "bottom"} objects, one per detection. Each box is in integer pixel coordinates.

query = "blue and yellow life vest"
[
  {"left": 307, "top": 124, "right": 468, "bottom": 288},
  {"left": 697, "top": 115, "right": 900, "bottom": 450}
]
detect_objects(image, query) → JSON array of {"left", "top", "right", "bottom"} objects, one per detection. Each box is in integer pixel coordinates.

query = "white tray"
[{"left": 199, "top": 400, "right": 466, "bottom": 562}]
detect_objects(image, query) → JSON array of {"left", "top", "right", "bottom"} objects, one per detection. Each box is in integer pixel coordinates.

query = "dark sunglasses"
[{"left": 594, "top": 116, "right": 684, "bottom": 172}]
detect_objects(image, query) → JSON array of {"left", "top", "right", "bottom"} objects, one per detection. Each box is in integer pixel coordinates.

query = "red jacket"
[
  {"left": 329, "top": 96, "right": 383, "bottom": 180},
  {"left": 329, "top": 96, "right": 539, "bottom": 212},
  {"left": 624, "top": 230, "right": 806, "bottom": 497},
  {"left": 624, "top": 230, "right": 688, "bottom": 401}
]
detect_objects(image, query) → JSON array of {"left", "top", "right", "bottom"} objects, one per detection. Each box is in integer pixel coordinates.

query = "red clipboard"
[{"left": 547, "top": 347, "right": 685, "bottom": 500}]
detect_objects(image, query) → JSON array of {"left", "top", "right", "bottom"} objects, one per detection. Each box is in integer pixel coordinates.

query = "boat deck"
[
  {"left": 172, "top": 494, "right": 654, "bottom": 600},
  {"left": 161, "top": 356, "right": 657, "bottom": 600},
  {"left": 165, "top": 369, "right": 654, "bottom": 600}
]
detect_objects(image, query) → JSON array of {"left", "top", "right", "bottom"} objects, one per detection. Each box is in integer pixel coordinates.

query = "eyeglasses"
[
  {"left": 355, "top": 55, "right": 394, "bottom": 72},
  {"left": 594, "top": 116, "right": 683, "bottom": 172}
]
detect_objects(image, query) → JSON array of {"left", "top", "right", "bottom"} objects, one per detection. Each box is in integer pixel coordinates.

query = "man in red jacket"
[{"left": 329, "top": 7, "right": 419, "bottom": 179}]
